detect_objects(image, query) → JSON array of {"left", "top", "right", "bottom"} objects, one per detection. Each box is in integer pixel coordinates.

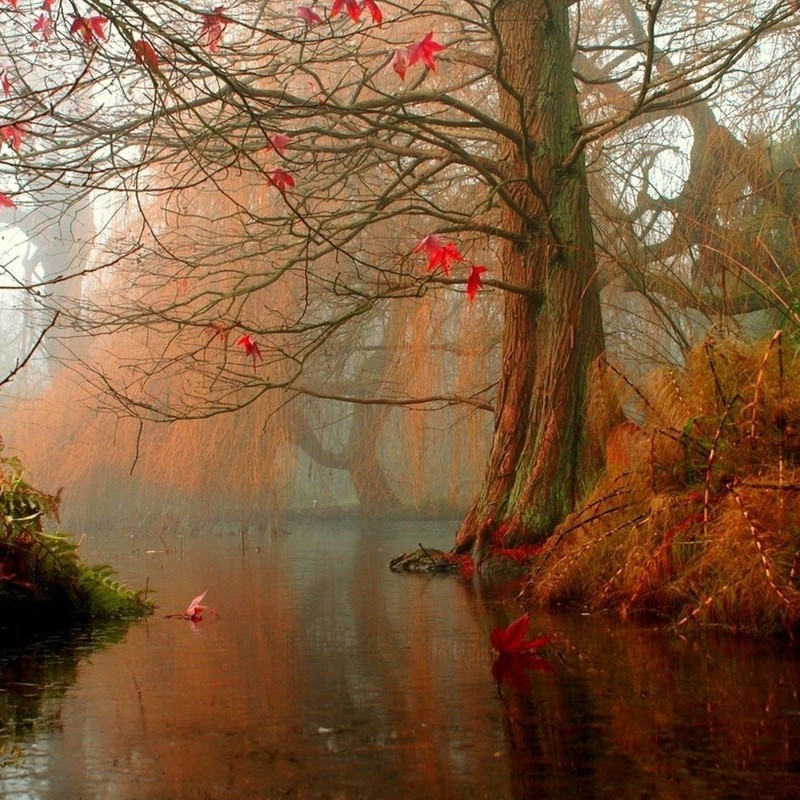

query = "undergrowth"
[
  {"left": 530, "top": 331, "right": 800, "bottom": 636},
  {"left": 0, "top": 441, "right": 153, "bottom": 624}
]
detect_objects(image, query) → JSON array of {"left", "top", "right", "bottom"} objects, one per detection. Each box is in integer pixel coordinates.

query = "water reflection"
[
  {"left": 0, "top": 521, "right": 797, "bottom": 799},
  {"left": 0, "top": 623, "right": 130, "bottom": 789}
]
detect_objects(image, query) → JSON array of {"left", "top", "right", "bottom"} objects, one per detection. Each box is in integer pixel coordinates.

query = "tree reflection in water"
[{"left": 0, "top": 522, "right": 797, "bottom": 799}]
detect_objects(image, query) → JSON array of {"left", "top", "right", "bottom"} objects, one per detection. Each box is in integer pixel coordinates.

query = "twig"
[{"left": 0, "top": 311, "right": 60, "bottom": 390}]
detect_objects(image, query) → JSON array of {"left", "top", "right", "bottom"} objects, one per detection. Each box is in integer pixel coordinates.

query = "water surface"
[{"left": 0, "top": 520, "right": 798, "bottom": 799}]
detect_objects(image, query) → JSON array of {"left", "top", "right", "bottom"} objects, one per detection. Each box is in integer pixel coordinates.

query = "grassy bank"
[
  {"left": 0, "top": 442, "right": 153, "bottom": 625},
  {"left": 530, "top": 333, "right": 800, "bottom": 636}
]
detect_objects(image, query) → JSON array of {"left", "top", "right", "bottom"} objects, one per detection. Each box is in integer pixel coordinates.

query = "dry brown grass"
[{"left": 530, "top": 332, "right": 800, "bottom": 636}]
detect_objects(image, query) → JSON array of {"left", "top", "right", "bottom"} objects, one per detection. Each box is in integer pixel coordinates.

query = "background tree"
[{"left": 1, "top": 1, "right": 797, "bottom": 552}]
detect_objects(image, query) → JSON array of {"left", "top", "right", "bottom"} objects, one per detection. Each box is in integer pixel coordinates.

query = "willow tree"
[{"left": 1, "top": 1, "right": 794, "bottom": 549}]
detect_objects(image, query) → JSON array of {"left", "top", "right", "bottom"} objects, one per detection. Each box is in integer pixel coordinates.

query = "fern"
[{"left": 0, "top": 440, "right": 153, "bottom": 623}]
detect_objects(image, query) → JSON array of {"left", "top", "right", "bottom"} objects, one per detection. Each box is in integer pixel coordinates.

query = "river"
[{"left": 0, "top": 520, "right": 798, "bottom": 799}]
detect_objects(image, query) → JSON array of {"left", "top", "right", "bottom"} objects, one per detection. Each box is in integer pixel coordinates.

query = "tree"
[
  {"left": 453, "top": 0, "right": 604, "bottom": 551},
  {"left": 1, "top": 1, "right": 796, "bottom": 552}
]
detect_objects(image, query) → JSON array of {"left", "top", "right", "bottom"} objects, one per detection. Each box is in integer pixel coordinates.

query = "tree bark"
[{"left": 455, "top": 0, "right": 605, "bottom": 552}]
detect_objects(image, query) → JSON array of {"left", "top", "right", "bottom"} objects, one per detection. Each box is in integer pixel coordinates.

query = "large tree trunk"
[{"left": 455, "top": 0, "right": 604, "bottom": 553}]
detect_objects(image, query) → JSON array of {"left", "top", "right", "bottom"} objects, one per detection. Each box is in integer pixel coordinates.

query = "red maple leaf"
[
  {"left": 42, "top": 0, "right": 53, "bottom": 10},
  {"left": 407, "top": 31, "right": 445, "bottom": 71},
  {"left": 466, "top": 265, "right": 487, "bottom": 302},
  {"left": 166, "top": 590, "right": 219, "bottom": 622},
  {"left": 0, "top": 123, "right": 26, "bottom": 152},
  {"left": 490, "top": 613, "right": 552, "bottom": 655},
  {"left": 184, "top": 590, "right": 219, "bottom": 621},
  {"left": 413, "top": 234, "right": 464, "bottom": 276},
  {"left": 391, "top": 49, "right": 408, "bottom": 80},
  {"left": 201, "top": 6, "right": 229, "bottom": 52},
  {"left": 362, "top": 0, "right": 382, "bottom": 24},
  {"left": 133, "top": 39, "right": 159, "bottom": 70},
  {"left": 331, "top": 0, "right": 361, "bottom": 22},
  {"left": 32, "top": 13, "right": 53, "bottom": 41},
  {"left": 2, "top": 0, "right": 18, "bottom": 9},
  {"left": 268, "top": 133, "right": 291, "bottom": 157},
  {"left": 206, "top": 322, "right": 231, "bottom": 344},
  {"left": 70, "top": 15, "right": 108, "bottom": 44},
  {"left": 297, "top": 6, "right": 323, "bottom": 27},
  {"left": 0, "top": 193, "right": 15, "bottom": 210},
  {"left": 236, "top": 333, "right": 262, "bottom": 369},
  {"left": 268, "top": 168, "right": 295, "bottom": 193},
  {"left": 491, "top": 651, "right": 553, "bottom": 690}
]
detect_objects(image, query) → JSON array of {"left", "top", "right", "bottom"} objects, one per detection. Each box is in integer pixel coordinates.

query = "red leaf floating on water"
[
  {"left": 165, "top": 590, "right": 219, "bottom": 622},
  {"left": 466, "top": 265, "right": 487, "bottom": 302},
  {"left": 491, "top": 652, "right": 553, "bottom": 690},
  {"left": 490, "top": 613, "right": 552, "bottom": 655},
  {"left": 490, "top": 613, "right": 553, "bottom": 690},
  {"left": 185, "top": 590, "right": 219, "bottom": 621},
  {"left": 185, "top": 590, "right": 208, "bottom": 619},
  {"left": 0, "top": 193, "right": 15, "bottom": 210}
]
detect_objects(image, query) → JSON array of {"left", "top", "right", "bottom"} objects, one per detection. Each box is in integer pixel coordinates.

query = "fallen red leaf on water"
[
  {"left": 490, "top": 613, "right": 553, "bottom": 689},
  {"left": 184, "top": 590, "right": 215, "bottom": 621},
  {"left": 165, "top": 590, "right": 220, "bottom": 622},
  {"left": 490, "top": 613, "right": 552, "bottom": 655},
  {"left": 492, "top": 651, "right": 553, "bottom": 690},
  {"left": 0, "top": 193, "right": 15, "bottom": 210}
]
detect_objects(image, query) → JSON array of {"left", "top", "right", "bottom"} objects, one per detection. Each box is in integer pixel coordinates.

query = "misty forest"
[{"left": 1, "top": 1, "right": 800, "bottom": 797}]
